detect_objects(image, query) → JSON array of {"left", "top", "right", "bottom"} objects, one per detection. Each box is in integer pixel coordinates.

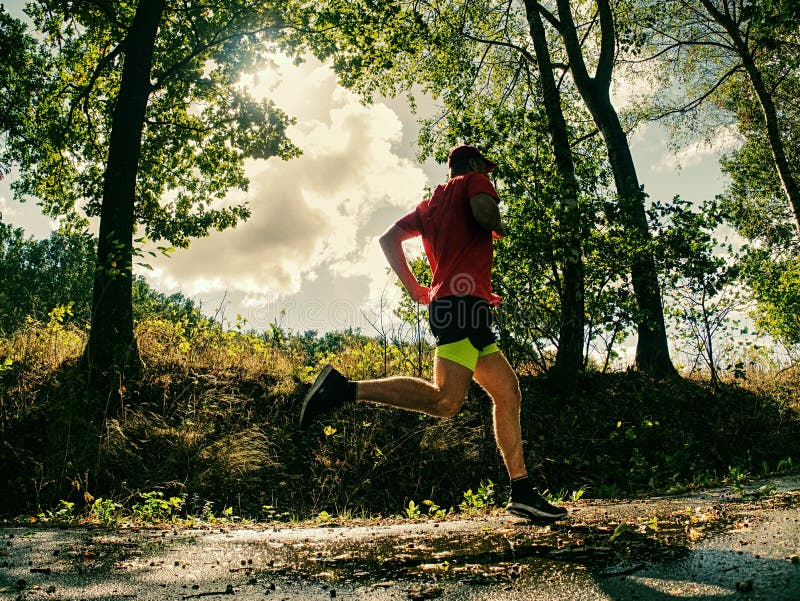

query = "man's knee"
[
  {"left": 434, "top": 390, "right": 467, "bottom": 418},
  {"left": 494, "top": 383, "right": 522, "bottom": 411}
]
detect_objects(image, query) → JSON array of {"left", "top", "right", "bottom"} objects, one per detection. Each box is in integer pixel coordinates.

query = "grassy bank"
[{"left": 1, "top": 315, "right": 798, "bottom": 522}]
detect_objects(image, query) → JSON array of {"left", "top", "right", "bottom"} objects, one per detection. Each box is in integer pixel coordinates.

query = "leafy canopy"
[{"left": 2, "top": 1, "right": 301, "bottom": 247}]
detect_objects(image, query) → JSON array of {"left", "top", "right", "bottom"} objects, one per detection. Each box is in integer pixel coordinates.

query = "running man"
[{"left": 299, "top": 144, "right": 567, "bottom": 521}]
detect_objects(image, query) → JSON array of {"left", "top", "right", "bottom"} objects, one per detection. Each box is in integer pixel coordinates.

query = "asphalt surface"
[{"left": 1, "top": 476, "right": 798, "bottom": 600}]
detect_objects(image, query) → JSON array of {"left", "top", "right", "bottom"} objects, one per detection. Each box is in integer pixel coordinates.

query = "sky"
[{"left": 0, "top": 2, "right": 737, "bottom": 337}]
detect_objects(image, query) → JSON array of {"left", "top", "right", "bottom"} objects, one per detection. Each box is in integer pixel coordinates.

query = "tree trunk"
[
  {"left": 524, "top": 0, "right": 585, "bottom": 382},
  {"left": 597, "top": 103, "right": 675, "bottom": 377},
  {"left": 746, "top": 61, "right": 800, "bottom": 236},
  {"left": 697, "top": 0, "right": 800, "bottom": 236},
  {"left": 553, "top": 0, "right": 677, "bottom": 377},
  {"left": 84, "top": 0, "right": 166, "bottom": 392}
]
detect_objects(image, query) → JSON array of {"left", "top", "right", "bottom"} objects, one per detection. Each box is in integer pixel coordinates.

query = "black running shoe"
[
  {"left": 298, "top": 364, "right": 352, "bottom": 429},
  {"left": 506, "top": 488, "right": 568, "bottom": 520}
]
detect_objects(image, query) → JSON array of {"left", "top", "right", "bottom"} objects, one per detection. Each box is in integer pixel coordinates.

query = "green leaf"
[{"left": 609, "top": 521, "right": 631, "bottom": 543}]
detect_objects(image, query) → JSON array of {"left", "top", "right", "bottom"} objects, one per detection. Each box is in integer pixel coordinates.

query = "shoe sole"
[
  {"left": 506, "top": 502, "right": 568, "bottom": 520},
  {"left": 299, "top": 364, "right": 335, "bottom": 429}
]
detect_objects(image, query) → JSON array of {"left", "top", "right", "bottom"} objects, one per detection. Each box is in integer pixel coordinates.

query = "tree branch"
[
  {"left": 648, "top": 63, "right": 744, "bottom": 120},
  {"left": 623, "top": 37, "right": 737, "bottom": 64},
  {"left": 463, "top": 32, "right": 535, "bottom": 63},
  {"left": 151, "top": 23, "right": 280, "bottom": 90},
  {"left": 595, "top": 0, "right": 615, "bottom": 86},
  {"left": 554, "top": 0, "right": 594, "bottom": 91},
  {"left": 66, "top": 41, "right": 125, "bottom": 130},
  {"left": 536, "top": 2, "right": 562, "bottom": 31}
]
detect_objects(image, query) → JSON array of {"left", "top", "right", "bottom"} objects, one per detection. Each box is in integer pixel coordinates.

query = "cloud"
[
  {"left": 145, "top": 56, "right": 430, "bottom": 328},
  {"left": 651, "top": 125, "right": 742, "bottom": 172},
  {"left": 0, "top": 176, "right": 58, "bottom": 238}
]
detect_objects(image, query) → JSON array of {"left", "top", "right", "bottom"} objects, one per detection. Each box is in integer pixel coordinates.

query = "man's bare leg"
[
  {"left": 356, "top": 357, "right": 474, "bottom": 418},
  {"left": 473, "top": 351, "right": 567, "bottom": 519},
  {"left": 301, "top": 351, "right": 567, "bottom": 519},
  {"left": 473, "top": 351, "right": 526, "bottom": 479}
]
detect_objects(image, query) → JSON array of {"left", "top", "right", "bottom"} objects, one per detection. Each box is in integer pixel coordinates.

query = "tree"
[
  {"left": 634, "top": 0, "right": 800, "bottom": 236},
  {"left": 2, "top": 1, "right": 300, "bottom": 391},
  {"left": 523, "top": 0, "right": 585, "bottom": 380},
  {"left": 717, "top": 86, "right": 800, "bottom": 348},
  {"left": 0, "top": 219, "right": 95, "bottom": 333},
  {"left": 533, "top": 0, "right": 677, "bottom": 377},
  {"left": 286, "top": 0, "right": 632, "bottom": 376},
  {"left": 650, "top": 198, "right": 746, "bottom": 385},
  {"left": 695, "top": 0, "right": 800, "bottom": 235},
  {"left": 632, "top": 0, "right": 800, "bottom": 354},
  {"left": 0, "top": 7, "right": 45, "bottom": 167}
]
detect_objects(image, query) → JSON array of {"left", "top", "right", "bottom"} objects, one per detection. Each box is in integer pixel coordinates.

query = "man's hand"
[
  {"left": 493, "top": 222, "right": 508, "bottom": 239},
  {"left": 409, "top": 283, "right": 430, "bottom": 304}
]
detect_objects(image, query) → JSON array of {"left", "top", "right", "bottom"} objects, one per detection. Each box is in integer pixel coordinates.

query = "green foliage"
[
  {"left": 0, "top": 220, "right": 206, "bottom": 335},
  {"left": 260, "top": 504, "right": 292, "bottom": 522},
  {"left": 404, "top": 498, "right": 448, "bottom": 520},
  {"left": 650, "top": 197, "right": 750, "bottom": 382},
  {"left": 1, "top": 308, "right": 799, "bottom": 521},
  {"left": 404, "top": 499, "right": 421, "bottom": 519},
  {"left": 282, "top": 0, "right": 433, "bottom": 101},
  {"left": 609, "top": 521, "right": 631, "bottom": 543},
  {"left": 0, "top": 7, "right": 47, "bottom": 176},
  {"left": 316, "top": 510, "right": 332, "bottom": 523},
  {"left": 0, "top": 222, "right": 96, "bottom": 333},
  {"left": 89, "top": 498, "right": 123, "bottom": 527},
  {"left": 31, "top": 491, "right": 261, "bottom": 526},
  {"left": 725, "top": 465, "right": 751, "bottom": 493},
  {"left": 633, "top": 0, "right": 800, "bottom": 245},
  {"left": 741, "top": 0, "right": 800, "bottom": 57},
  {"left": 719, "top": 72, "right": 800, "bottom": 252},
  {"left": 37, "top": 500, "right": 78, "bottom": 525},
  {"left": 741, "top": 251, "right": 800, "bottom": 345},
  {"left": 458, "top": 480, "right": 495, "bottom": 513},
  {"left": 131, "top": 491, "right": 185, "bottom": 524},
  {"left": 716, "top": 71, "right": 800, "bottom": 348},
  {"left": 4, "top": 1, "right": 300, "bottom": 243},
  {"left": 421, "top": 499, "right": 447, "bottom": 519},
  {"left": 132, "top": 277, "right": 203, "bottom": 327}
]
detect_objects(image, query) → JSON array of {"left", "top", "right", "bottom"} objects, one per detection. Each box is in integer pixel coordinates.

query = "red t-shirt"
[{"left": 396, "top": 172, "right": 502, "bottom": 306}]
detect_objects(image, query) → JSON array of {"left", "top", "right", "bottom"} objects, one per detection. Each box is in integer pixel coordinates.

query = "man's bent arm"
[
  {"left": 379, "top": 224, "right": 429, "bottom": 304},
  {"left": 470, "top": 193, "right": 507, "bottom": 237}
]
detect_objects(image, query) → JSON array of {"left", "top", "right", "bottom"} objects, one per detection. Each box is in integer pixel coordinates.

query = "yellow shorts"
[{"left": 435, "top": 338, "right": 500, "bottom": 371}]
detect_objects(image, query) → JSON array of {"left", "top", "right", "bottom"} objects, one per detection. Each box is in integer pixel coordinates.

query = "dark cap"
[{"left": 448, "top": 144, "right": 496, "bottom": 172}]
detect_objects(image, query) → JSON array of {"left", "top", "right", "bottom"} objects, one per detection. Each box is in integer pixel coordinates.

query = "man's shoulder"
[{"left": 436, "top": 176, "right": 470, "bottom": 196}]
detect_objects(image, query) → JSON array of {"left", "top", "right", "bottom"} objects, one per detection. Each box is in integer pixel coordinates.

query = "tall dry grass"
[{"left": 1, "top": 311, "right": 799, "bottom": 520}]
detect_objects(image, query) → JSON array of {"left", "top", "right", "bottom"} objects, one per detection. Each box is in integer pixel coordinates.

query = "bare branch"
[
  {"left": 536, "top": 2, "right": 561, "bottom": 31},
  {"left": 594, "top": 0, "right": 615, "bottom": 86},
  {"left": 463, "top": 32, "right": 535, "bottom": 63},
  {"left": 66, "top": 41, "right": 125, "bottom": 130},
  {"left": 648, "top": 63, "right": 744, "bottom": 121}
]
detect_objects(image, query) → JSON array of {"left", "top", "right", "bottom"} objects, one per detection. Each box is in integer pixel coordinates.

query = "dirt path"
[{"left": 1, "top": 476, "right": 799, "bottom": 600}]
